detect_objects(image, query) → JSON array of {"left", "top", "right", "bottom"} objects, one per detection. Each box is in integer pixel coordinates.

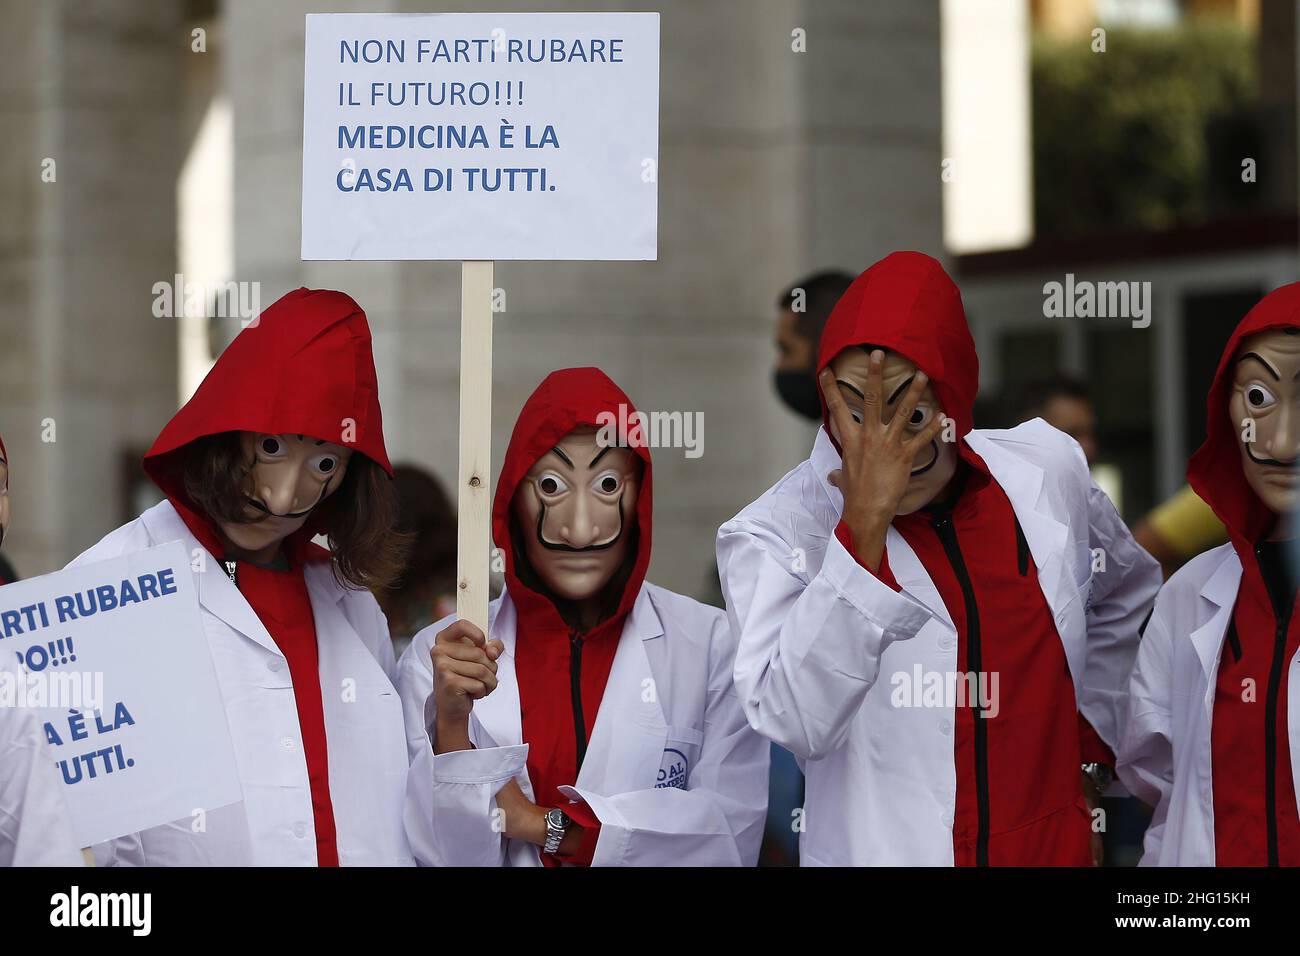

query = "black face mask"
[{"left": 774, "top": 368, "right": 823, "bottom": 421}]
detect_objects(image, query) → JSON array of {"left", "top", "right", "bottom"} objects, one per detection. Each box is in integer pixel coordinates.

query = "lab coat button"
[
  {"left": 940, "top": 719, "right": 952, "bottom": 735},
  {"left": 281, "top": 737, "right": 295, "bottom": 751},
  {"left": 939, "top": 636, "right": 954, "bottom": 650},
  {"left": 267, "top": 659, "right": 284, "bottom": 672},
  {"left": 293, "top": 822, "right": 307, "bottom": 839}
]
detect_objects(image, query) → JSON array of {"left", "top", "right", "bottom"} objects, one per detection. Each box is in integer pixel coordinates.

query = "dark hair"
[
  {"left": 1015, "top": 376, "right": 1091, "bottom": 422},
  {"left": 375, "top": 465, "right": 457, "bottom": 630},
  {"left": 778, "top": 270, "right": 855, "bottom": 348},
  {"left": 180, "top": 431, "right": 409, "bottom": 591}
]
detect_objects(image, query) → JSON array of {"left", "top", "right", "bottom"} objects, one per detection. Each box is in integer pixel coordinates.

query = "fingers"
[
  {"left": 819, "top": 369, "right": 854, "bottom": 439},
  {"left": 827, "top": 468, "right": 843, "bottom": 490},
  {"left": 440, "top": 656, "right": 499, "bottom": 693},
  {"left": 436, "top": 619, "right": 487, "bottom": 649},
  {"left": 443, "top": 674, "right": 494, "bottom": 701},
  {"left": 433, "top": 642, "right": 499, "bottom": 670},
  {"left": 485, "top": 638, "right": 505, "bottom": 662},
  {"left": 861, "top": 350, "right": 885, "bottom": 423},
  {"left": 888, "top": 371, "right": 930, "bottom": 439}
]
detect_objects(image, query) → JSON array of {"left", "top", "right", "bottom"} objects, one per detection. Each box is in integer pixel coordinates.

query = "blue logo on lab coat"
[{"left": 657, "top": 747, "right": 689, "bottom": 789}]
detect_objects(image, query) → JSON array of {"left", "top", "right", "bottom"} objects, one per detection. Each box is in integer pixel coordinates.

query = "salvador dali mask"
[
  {"left": 828, "top": 346, "right": 957, "bottom": 516},
  {"left": 1231, "top": 329, "right": 1300, "bottom": 518},
  {"left": 512, "top": 425, "right": 641, "bottom": 602},
  {"left": 217, "top": 432, "right": 353, "bottom": 559}
]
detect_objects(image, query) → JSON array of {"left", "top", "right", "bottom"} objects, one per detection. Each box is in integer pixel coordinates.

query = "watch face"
[{"left": 546, "top": 808, "right": 570, "bottom": 829}]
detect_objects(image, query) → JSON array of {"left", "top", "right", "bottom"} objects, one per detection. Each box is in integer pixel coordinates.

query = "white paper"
[
  {"left": 301, "top": 12, "right": 660, "bottom": 261},
  {"left": 0, "top": 542, "right": 242, "bottom": 848}
]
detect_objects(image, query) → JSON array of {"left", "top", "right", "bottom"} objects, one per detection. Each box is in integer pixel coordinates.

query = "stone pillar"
[{"left": 0, "top": 0, "right": 183, "bottom": 574}]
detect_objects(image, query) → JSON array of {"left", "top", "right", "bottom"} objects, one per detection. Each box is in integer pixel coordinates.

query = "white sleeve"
[
  {"left": 0, "top": 661, "right": 84, "bottom": 867},
  {"left": 561, "top": 613, "right": 769, "bottom": 866},
  {"left": 1082, "top": 479, "right": 1162, "bottom": 752},
  {"left": 396, "top": 627, "right": 528, "bottom": 867},
  {"left": 1116, "top": 587, "right": 1177, "bottom": 866},
  {"left": 717, "top": 518, "right": 932, "bottom": 760}
]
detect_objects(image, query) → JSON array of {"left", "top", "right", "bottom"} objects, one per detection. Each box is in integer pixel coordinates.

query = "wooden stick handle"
[{"left": 456, "top": 260, "right": 494, "bottom": 633}]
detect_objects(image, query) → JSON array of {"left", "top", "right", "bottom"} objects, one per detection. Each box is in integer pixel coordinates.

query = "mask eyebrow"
[
  {"left": 589, "top": 444, "right": 613, "bottom": 468},
  {"left": 551, "top": 445, "right": 574, "bottom": 468},
  {"left": 886, "top": 375, "right": 915, "bottom": 406},
  {"left": 1239, "top": 352, "right": 1281, "bottom": 381},
  {"left": 836, "top": 379, "right": 865, "bottom": 400}
]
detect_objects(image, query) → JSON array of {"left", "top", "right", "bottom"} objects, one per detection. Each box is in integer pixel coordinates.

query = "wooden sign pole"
[{"left": 456, "top": 259, "right": 495, "bottom": 633}]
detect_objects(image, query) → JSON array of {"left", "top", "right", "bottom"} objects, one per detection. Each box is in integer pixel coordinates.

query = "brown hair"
[
  {"left": 180, "top": 432, "right": 409, "bottom": 591},
  {"left": 374, "top": 464, "right": 458, "bottom": 633}
]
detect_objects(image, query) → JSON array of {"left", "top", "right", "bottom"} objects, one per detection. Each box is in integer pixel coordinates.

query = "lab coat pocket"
[{"left": 657, "top": 726, "right": 704, "bottom": 791}]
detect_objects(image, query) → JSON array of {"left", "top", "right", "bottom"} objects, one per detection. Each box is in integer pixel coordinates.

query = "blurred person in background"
[
  {"left": 757, "top": 268, "right": 853, "bottom": 865},
  {"left": 773, "top": 271, "right": 855, "bottom": 422},
  {"left": 376, "top": 465, "right": 458, "bottom": 658},
  {"left": 1015, "top": 377, "right": 1228, "bottom": 581},
  {"left": 1016, "top": 377, "right": 1098, "bottom": 464},
  {"left": 1133, "top": 486, "right": 1228, "bottom": 580}
]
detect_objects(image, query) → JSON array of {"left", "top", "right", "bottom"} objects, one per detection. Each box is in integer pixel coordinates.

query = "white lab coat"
[
  {"left": 0, "top": 653, "right": 83, "bottom": 866},
  {"left": 67, "top": 500, "right": 413, "bottom": 866},
  {"left": 1117, "top": 543, "right": 1300, "bottom": 866},
  {"left": 397, "top": 583, "right": 769, "bottom": 866},
  {"left": 717, "top": 420, "right": 1161, "bottom": 865}
]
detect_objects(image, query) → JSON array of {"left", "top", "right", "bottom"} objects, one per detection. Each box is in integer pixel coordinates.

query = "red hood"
[
  {"left": 144, "top": 287, "right": 392, "bottom": 556},
  {"left": 1188, "top": 281, "right": 1300, "bottom": 547},
  {"left": 816, "top": 251, "right": 979, "bottom": 458},
  {"left": 493, "top": 367, "right": 653, "bottom": 635}
]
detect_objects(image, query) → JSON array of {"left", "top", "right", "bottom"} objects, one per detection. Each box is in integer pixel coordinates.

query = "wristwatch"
[
  {"left": 542, "top": 807, "right": 572, "bottom": 855},
  {"left": 1081, "top": 762, "right": 1114, "bottom": 793}
]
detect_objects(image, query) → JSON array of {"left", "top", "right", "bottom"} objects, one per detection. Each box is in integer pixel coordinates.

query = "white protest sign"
[
  {"left": 301, "top": 12, "right": 660, "bottom": 260},
  {"left": 0, "top": 541, "right": 242, "bottom": 848}
]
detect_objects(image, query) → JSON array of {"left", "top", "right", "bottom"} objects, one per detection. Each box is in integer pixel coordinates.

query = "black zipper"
[
  {"left": 1225, "top": 619, "right": 1242, "bottom": 664},
  {"left": 932, "top": 514, "right": 990, "bottom": 866},
  {"left": 1013, "top": 516, "right": 1030, "bottom": 577},
  {"left": 569, "top": 632, "right": 588, "bottom": 770}
]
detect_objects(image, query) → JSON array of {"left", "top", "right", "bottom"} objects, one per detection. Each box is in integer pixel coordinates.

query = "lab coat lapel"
[
  {"left": 966, "top": 431, "right": 1083, "bottom": 682},
  {"left": 469, "top": 595, "right": 524, "bottom": 752},
  {"left": 141, "top": 501, "right": 282, "bottom": 657},
  {"left": 883, "top": 528, "right": 954, "bottom": 632},
  {"left": 576, "top": 587, "right": 667, "bottom": 794},
  {"left": 1189, "top": 552, "right": 1241, "bottom": 701},
  {"left": 305, "top": 562, "right": 391, "bottom": 707}
]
